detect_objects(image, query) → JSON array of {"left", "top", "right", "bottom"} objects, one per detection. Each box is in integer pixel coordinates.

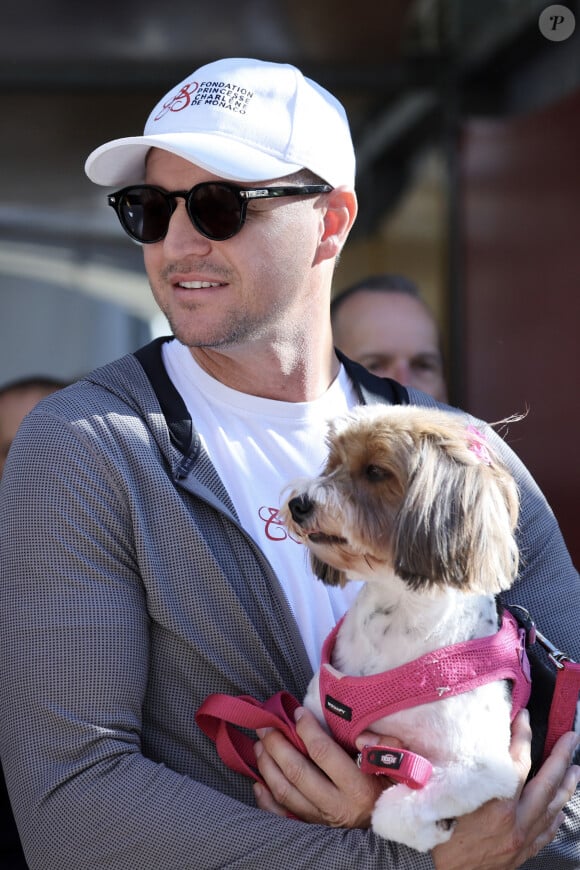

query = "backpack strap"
[{"left": 134, "top": 337, "right": 196, "bottom": 459}]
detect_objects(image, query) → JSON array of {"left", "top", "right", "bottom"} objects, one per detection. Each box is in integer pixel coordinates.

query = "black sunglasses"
[{"left": 107, "top": 181, "right": 333, "bottom": 243}]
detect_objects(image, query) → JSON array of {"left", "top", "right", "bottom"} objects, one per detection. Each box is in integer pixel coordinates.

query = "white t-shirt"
[{"left": 162, "top": 339, "right": 362, "bottom": 669}]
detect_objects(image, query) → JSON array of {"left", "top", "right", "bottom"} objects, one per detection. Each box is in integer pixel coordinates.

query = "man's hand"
[
  {"left": 253, "top": 706, "right": 393, "bottom": 827},
  {"left": 254, "top": 707, "right": 580, "bottom": 870},
  {"left": 431, "top": 711, "right": 580, "bottom": 870}
]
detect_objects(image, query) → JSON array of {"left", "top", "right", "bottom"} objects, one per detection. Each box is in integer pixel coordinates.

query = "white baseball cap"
[{"left": 85, "top": 57, "right": 356, "bottom": 189}]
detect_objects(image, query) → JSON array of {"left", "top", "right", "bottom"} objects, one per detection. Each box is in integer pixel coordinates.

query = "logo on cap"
[
  {"left": 154, "top": 83, "right": 201, "bottom": 121},
  {"left": 154, "top": 80, "right": 255, "bottom": 122}
]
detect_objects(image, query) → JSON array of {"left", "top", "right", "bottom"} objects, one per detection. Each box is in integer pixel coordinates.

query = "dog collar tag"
[{"left": 358, "top": 744, "right": 433, "bottom": 789}]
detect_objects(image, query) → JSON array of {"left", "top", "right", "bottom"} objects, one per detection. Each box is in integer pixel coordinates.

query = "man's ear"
[{"left": 316, "top": 187, "right": 358, "bottom": 264}]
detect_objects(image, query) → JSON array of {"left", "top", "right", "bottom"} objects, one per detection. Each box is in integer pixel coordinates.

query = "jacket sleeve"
[{"left": 0, "top": 407, "right": 435, "bottom": 870}]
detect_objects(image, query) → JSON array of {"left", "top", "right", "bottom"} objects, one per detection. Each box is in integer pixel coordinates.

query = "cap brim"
[{"left": 84, "top": 132, "right": 304, "bottom": 186}]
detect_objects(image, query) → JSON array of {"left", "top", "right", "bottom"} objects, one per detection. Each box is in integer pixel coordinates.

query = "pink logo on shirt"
[{"left": 258, "top": 506, "right": 301, "bottom": 543}]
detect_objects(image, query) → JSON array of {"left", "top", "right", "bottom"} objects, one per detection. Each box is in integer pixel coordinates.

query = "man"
[
  {"left": 0, "top": 58, "right": 578, "bottom": 870},
  {"left": 331, "top": 274, "right": 448, "bottom": 402}
]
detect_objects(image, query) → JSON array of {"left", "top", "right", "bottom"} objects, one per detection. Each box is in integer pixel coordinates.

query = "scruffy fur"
[{"left": 281, "top": 405, "right": 522, "bottom": 852}]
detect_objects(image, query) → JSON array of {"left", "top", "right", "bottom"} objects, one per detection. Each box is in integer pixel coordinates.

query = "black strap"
[{"left": 134, "top": 337, "right": 196, "bottom": 458}]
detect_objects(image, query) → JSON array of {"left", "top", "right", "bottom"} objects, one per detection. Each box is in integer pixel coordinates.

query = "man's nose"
[
  {"left": 389, "top": 360, "right": 412, "bottom": 386},
  {"left": 162, "top": 202, "right": 212, "bottom": 257}
]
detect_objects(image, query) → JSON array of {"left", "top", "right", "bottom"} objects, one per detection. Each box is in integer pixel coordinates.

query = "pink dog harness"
[
  {"left": 196, "top": 610, "right": 532, "bottom": 791},
  {"left": 319, "top": 609, "right": 531, "bottom": 753}
]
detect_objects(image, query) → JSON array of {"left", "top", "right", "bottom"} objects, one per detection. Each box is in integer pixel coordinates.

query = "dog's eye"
[{"left": 365, "top": 464, "right": 391, "bottom": 482}]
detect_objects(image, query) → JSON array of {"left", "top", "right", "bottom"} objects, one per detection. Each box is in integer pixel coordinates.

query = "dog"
[{"left": 281, "top": 404, "right": 526, "bottom": 852}]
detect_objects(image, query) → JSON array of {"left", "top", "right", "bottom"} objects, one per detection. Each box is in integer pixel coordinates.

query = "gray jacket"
[{"left": 0, "top": 339, "right": 578, "bottom": 869}]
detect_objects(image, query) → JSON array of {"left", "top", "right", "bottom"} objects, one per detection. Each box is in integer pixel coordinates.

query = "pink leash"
[
  {"left": 533, "top": 625, "right": 580, "bottom": 761},
  {"left": 544, "top": 662, "right": 580, "bottom": 759},
  {"left": 195, "top": 691, "right": 305, "bottom": 784},
  {"left": 195, "top": 690, "right": 431, "bottom": 789}
]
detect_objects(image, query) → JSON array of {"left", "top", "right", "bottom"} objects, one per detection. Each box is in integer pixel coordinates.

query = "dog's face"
[{"left": 281, "top": 405, "right": 519, "bottom": 593}]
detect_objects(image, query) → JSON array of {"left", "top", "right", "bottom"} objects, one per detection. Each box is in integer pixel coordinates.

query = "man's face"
[
  {"left": 0, "top": 388, "right": 53, "bottom": 478},
  {"left": 332, "top": 290, "right": 448, "bottom": 402},
  {"left": 142, "top": 149, "right": 327, "bottom": 354}
]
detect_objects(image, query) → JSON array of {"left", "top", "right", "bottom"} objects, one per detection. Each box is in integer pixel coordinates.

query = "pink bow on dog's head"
[{"left": 466, "top": 425, "right": 492, "bottom": 466}]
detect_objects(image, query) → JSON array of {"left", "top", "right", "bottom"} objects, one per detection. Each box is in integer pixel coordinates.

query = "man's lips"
[{"left": 175, "top": 280, "right": 227, "bottom": 290}]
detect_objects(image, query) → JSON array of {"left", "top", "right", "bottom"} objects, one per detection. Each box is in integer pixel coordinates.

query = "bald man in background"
[{"left": 331, "top": 274, "right": 448, "bottom": 402}]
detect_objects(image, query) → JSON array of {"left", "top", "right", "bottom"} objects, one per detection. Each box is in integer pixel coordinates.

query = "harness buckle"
[
  {"left": 534, "top": 628, "right": 573, "bottom": 670},
  {"left": 507, "top": 604, "right": 576, "bottom": 669},
  {"left": 506, "top": 604, "right": 537, "bottom": 646}
]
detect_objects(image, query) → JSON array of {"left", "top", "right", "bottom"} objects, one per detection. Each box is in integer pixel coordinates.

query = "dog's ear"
[
  {"left": 393, "top": 434, "right": 519, "bottom": 593},
  {"left": 310, "top": 552, "right": 348, "bottom": 588}
]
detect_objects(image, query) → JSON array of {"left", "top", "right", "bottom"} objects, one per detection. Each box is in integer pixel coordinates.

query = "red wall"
[{"left": 460, "top": 88, "right": 580, "bottom": 566}]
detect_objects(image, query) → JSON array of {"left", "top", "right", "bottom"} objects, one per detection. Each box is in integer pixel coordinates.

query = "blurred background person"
[
  {"left": 0, "top": 374, "right": 66, "bottom": 869},
  {"left": 331, "top": 273, "right": 448, "bottom": 402}
]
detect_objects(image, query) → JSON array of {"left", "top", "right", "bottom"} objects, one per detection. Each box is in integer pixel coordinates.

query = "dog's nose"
[{"left": 288, "top": 494, "right": 314, "bottom": 524}]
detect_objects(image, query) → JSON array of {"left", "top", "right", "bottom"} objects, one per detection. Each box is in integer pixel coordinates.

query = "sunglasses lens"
[
  {"left": 190, "top": 183, "right": 243, "bottom": 240},
  {"left": 119, "top": 188, "right": 171, "bottom": 243},
  {"left": 113, "top": 183, "right": 246, "bottom": 242}
]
